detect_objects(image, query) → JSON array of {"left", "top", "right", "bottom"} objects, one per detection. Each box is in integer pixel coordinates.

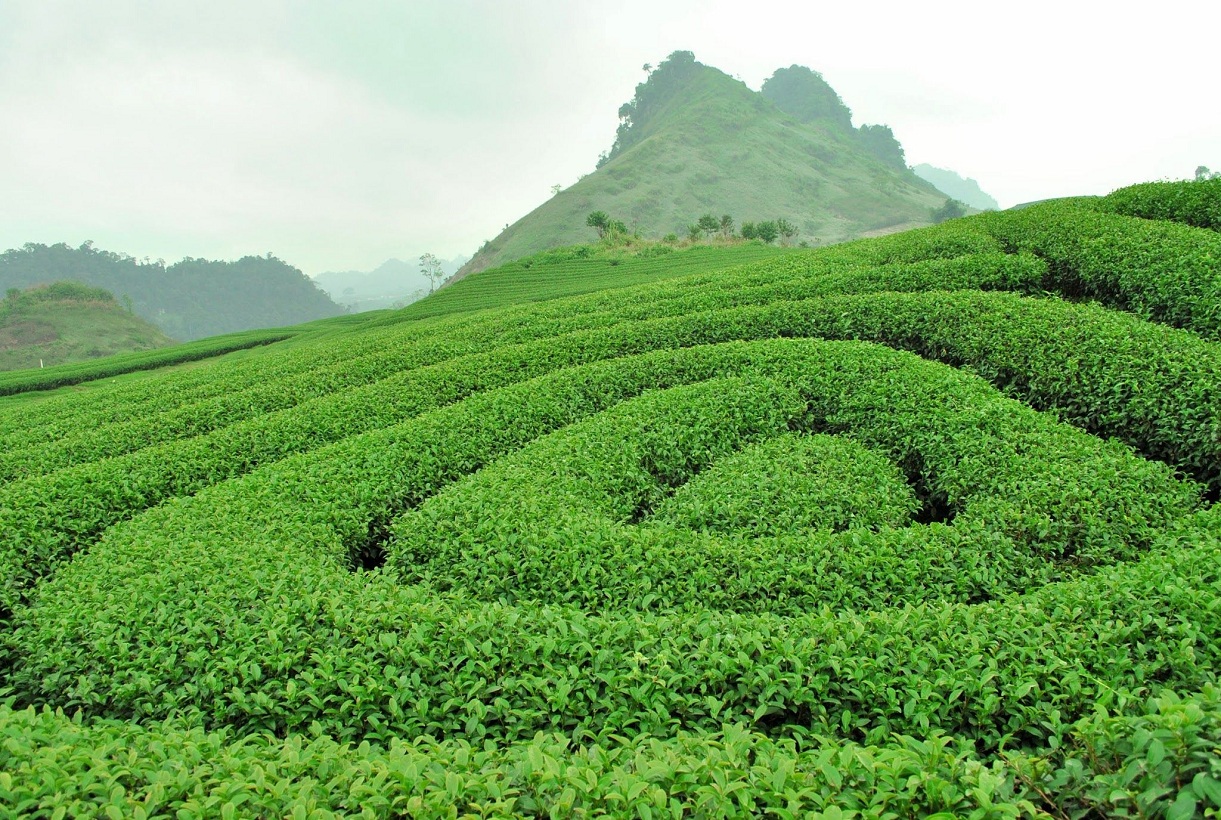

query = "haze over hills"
[
  {"left": 314, "top": 254, "right": 469, "bottom": 313},
  {"left": 912, "top": 164, "right": 1000, "bottom": 211},
  {"left": 0, "top": 242, "right": 343, "bottom": 341},
  {"left": 0, "top": 282, "right": 174, "bottom": 371},
  {"left": 456, "top": 52, "right": 952, "bottom": 278}
]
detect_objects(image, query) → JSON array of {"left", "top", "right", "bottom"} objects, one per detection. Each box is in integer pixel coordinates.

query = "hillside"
[
  {"left": 457, "top": 52, "right": 948, "bottom": 277},
  {"left": 0, "top": 242, "right": 343, "bottom": 340},
  {"left": 2, "top": 179, "right": 1221, "bottom": 816},
  {"left": 0, "top": 282, "right": 175, "bottom": 371},
  {"left": 913, "top": 163, "right": 1001, "bottom": 210}
]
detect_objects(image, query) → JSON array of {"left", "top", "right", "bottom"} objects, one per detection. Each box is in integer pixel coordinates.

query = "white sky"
[{"left": 2, "top": 0, "right": 1218, "bottom": 275}]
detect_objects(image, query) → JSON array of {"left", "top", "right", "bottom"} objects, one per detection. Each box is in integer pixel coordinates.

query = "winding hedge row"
[
  {"left": 390, "top": 355, "right": 1194, "bottom": 615},
  {"left": 4, "top": 191, "right": 1221, "bottom": 815},
  {"left": 0, "top": 328, "right": 298, "bottom": 398},
  {"left": 1096, "top": 178, "right": 1221, "bottom": 232},
  {"left": 975, "top": 202, "right": 1221, "bottom": 339},
  {"left": 4, "top": 687, "right": 1218, "bottom": 818},
  {"left": 9, "top": 341, "right": 1216, "bottom": 759}
]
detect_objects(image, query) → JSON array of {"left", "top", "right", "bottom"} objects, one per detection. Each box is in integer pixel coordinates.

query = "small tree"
[
  {"left": 740, "top": 221, "right": 757, "bottom": 240},
  {"left": 419, "top": 253, "right": 446, "bottom": 294},
  {"left": 776, "top": 218, "right": 797, "bottom": 244},
  {"left": 686, "top": 224, "right": 702, "bottom": 241},
  {"left": 719, "top": 214, "right": 734, "bottom": 238},
  {"left": 697, "top": 213, "right": 719, "bottom": 238},
  {"left": 550, "top": 183, "right": 562, "bottom": 196},
  {"left": 931, "top": 199, "right": 966, "bottom": 224},
  {"left": 755, "top": 220, "right": 779, "bottom": 244},
  {"left": 586, "top": 211, "right": 611, "bottom": 238},
  {"left": 1197, "top": 165, "right": 1221, "bottom": 181}
]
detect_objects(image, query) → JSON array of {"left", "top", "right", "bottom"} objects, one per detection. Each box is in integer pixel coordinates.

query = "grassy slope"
[
  {"left": 459, "top": 63, "right": 946, "bottom": 277},
  {"left": 0, "top": 298, "right": 175, "bottom": 371},
  {"left": 397, "top": 240, "right": 796, "bottom": 322}
]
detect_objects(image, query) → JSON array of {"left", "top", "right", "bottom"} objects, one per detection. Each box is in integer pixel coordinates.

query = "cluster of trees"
[
  {"left": 1196, "top": 166, "right": 1221, "bottom": 181},
  {"left": 585, "top": 211, "right": 631, "bottom": 239},
  {"left": 685, "top": 214, "right": 797, "bottom": 244},
  {"left": 931, "top": 199, "right": 968, "bottom": 224},
  {"left": 587, "top": 211, "right": 798, "bottom": 245},
  {"left": 0, "top": 242, "right": 341, "bottom": 340}
]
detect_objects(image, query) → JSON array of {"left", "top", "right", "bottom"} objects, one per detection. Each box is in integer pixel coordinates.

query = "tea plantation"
[{"left": 2, "top": 181, "right": 1221, "bottom": 817}]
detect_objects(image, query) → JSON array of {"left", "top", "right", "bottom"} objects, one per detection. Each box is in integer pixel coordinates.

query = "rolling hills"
[
  {"left": 0, "top": 282, "right": 175, "bottom": 371},
  {"left": 457, "top": 52, "right": 951, "bottom": 278},
  {"left": 0, "top": 243, "right": 343, "bottom": 340},
  {"left": 1, "top": 180, "right": 1220, "bottom": 816}
]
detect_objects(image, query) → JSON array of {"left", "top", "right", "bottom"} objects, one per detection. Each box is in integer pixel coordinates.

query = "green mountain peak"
[{"left": 456, "top": 52, "right": 946, "bottom": 278}]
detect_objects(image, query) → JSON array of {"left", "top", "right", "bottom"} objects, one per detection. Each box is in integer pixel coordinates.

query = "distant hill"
[
  {"left": 0, "top": 242, "right": 343, "bottom": 340},
  {"left": 455, "top": 52, "right": 947, "bottom": 278},
  {"left": 912, "top": 164, "right": 1000, "bottom": 211},
  {"left": 314, "top": 254, "right": 469, "bottom": 313},
  {"left": 0, "top": 281, "right": 175, "bottom": 371}
]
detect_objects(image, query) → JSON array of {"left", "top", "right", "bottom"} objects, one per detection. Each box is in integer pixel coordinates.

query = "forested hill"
[
  {"left": 455, "top": 52, "right": 948, "bottom": 278},
  {"left": 0, "top": 242, "right": 342, "bottom": 340}
]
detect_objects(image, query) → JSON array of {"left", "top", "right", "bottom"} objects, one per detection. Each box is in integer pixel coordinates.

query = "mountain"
[
  {"left": 912, "top": 164, "right": 1000, "bottom": 211},
  {"left": 0, "top": 242, "right": 343, "bottom": 341},
  {"left": 314, "top": 254, "right": 469, "bottom": 313},
  {"left": 455, "top": 51, "right": 947, "bottom": 278},
  {"left": 0, "top": 281, "right": 174, "bottom": 371}
]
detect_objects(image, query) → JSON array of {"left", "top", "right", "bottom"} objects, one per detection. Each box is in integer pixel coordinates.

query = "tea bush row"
[
  {"left": 6, "top": 286, "right": 1221, "bottom": 618},
  {"left": 1095, "top": 178, "right": 1221, "bottom": 232},
  {"left": 0, "top": 251, "right": 1042, "bottom": 479},
  {"left": 390, "top": 358, "right": 1195, "bottom": 615},
  {"left": 0, "top": 328, "right": 298, "bottom": 398},
  {"left": 974, "top": 202, "right": 1221, "bottom": 339},
  {"left": 9, "top": 341, "right": 1219, "bottom": 756},
  {"left": 4, "top": 686, "right": 1217, "bottom": 818}
]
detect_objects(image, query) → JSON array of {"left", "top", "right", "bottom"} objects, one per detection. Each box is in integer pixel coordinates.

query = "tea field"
[{"left": 2, "top": 181, "right": 1220, "bottom": 817}]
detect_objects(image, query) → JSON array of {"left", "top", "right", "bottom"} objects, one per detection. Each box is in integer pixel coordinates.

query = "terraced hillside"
[{"left": 2, "top": 180, "right": 1221, "bottom": 817}]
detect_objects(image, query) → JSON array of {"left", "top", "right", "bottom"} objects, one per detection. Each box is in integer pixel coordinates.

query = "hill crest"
[
  {"left": 455, "top": 52, "right": 947, "bottom": 279},
  {"left": 0, "top": 281, "right": 175, "bottom": 371}
]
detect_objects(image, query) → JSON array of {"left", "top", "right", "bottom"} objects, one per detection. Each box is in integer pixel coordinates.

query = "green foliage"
[
  {"left": 0, "top": 242, "right": 341, "bottom": 340},
  {"left": 586, "top": 210, "right": 611, "bottom": 238},
  {"left": 0, "top": 328, "right": 298, "bottom": 397},
  {"left": 2, "top": 281, "right": 115, "bottom": 308},
  {"left": 760, "top": 64, "right": 854, "bottom": 131},
  {"left": 974, "top": 200, "right": 1221, "bottom": 339},
  {"left": 776, "top": 217, "right": 797, "bottom": 243},
  {"left": 719, "top": 214, "right": 734, "bottom": 237},
  {"left": 756, "top": 220, "right": 780, "bottom": 243},
  {"left": 3, "top": 185, "right": 1221, "bottom": 812},
  {"left": 932, "top": 198, "right": 967, "bottom": 223},
  {"left": 696, "top": 213, "right": 720, "bottom": 237},
  {"left": 857, "top": 123, "right": 907, "bottom": 170},
  {"left": 1096, "top": 177, "right": 1221, "bottom": 232}
]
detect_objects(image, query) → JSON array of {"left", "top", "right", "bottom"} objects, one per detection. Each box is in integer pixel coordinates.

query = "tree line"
[
  {"left": 587, "top": 211, "right": 799, "bottom": 245},
  {"left": 0, "top": 242, "right": 341, "bottom": 340}
]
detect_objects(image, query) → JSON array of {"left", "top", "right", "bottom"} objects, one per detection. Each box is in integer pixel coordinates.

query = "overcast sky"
[{"left": 2, "top": 1, "right": 1218, "bottom": 275}]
